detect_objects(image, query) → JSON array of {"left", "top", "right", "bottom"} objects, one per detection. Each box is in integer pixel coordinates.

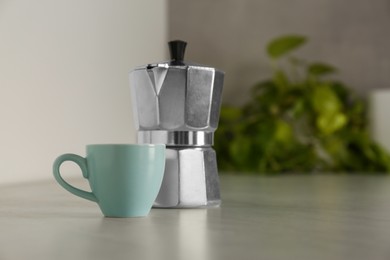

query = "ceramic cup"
[{"left": 53, "top": 144, "right": 165, "bottom": 217}]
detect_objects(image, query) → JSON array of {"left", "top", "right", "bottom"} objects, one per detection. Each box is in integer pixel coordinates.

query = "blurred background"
[
  {"left": 171, "top": 0, "right": 390, "bottom": 174},
  {"left": 169, "top": 0, "right": 390, "bottom": 105},
  {"left": 1, "top": 0, "right": 390, "bottom": 183}
]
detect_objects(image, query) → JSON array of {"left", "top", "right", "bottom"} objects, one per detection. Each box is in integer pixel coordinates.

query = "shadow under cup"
[{"left": 53, "top": 144, "right": 166, "bottom": 217}]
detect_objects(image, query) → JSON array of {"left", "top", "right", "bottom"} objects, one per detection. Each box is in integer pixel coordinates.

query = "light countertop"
[{"left": 1, "top": 174, "right": 390, "bottom": 260}]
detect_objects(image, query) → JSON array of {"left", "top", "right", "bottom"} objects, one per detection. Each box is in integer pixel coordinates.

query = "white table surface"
[{"left": 2, "top": 174, "right": 390, "bottom": 260}]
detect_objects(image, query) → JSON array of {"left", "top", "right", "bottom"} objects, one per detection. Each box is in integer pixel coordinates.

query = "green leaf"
[
  {"left": 316, "top": 112, "right": 348, "bottom": 135},
  {"left": 311, "top": 84, "right": 342, "bottom": 115},
  {"left": 308, "top": 63, "right": 337, "bottom": 76},
  {"left": 292, "top": 98, "right": 306, "bottom": 118},
  {"left": 267, "top": 35, "right": 307, "bottom": 59},
  {"left": 274, "top": 120, "right": 293, "bottom": 143}
]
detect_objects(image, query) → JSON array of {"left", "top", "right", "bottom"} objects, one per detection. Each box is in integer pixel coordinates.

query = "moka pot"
[{"left": 129, "top": 40, "right": 224, "bottom": 208}]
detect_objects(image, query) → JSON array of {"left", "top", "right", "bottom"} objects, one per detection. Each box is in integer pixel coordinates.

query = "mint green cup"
[{"left": 53, "top": 144, "right": 165, "bottom": 217}]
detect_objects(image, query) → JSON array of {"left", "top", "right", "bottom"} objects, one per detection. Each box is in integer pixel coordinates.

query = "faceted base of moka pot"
[{"left": 153, "top": 147, "right": 221, "bottom": 208}]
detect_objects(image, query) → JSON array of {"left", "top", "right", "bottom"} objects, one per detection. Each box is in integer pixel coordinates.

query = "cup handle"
[{"left": 53, "top": 153, "right": 97, "bottom": 202}]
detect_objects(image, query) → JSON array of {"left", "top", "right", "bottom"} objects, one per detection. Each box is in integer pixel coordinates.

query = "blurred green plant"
[{"left": 215, "top": 35, "right": 390, "bottom": 174}]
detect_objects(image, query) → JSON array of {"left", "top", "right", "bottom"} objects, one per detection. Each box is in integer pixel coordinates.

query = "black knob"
[{"left": 168, "top": 40, "right": 187, "bottom": 64}]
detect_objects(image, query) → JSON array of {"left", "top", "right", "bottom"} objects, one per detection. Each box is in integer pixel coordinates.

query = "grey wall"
[
  {"left": 0, "top": 0, "right": 167, "bottom": 184},
  {"left": 169, "top": 0, "right": 390, "bottom": 105}
]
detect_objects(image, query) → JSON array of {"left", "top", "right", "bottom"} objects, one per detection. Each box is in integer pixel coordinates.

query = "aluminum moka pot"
[{"left": 129, "top": 40, "right": 224, "bottom": 208}]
